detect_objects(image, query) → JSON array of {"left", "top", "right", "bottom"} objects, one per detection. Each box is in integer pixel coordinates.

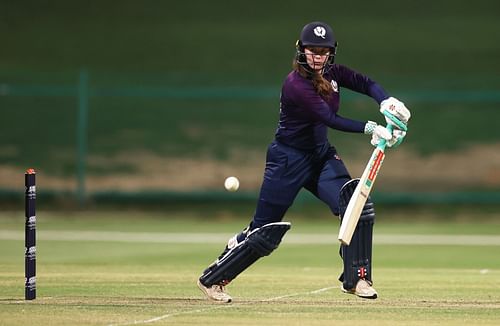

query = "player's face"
[{"left": 304, "top": 47, "right": 330, "bottom": 72}]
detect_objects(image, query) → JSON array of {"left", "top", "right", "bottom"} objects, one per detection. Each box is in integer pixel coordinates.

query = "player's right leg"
[
  {"left": 198, "top": 141, "right": 306, "bottom": 303},
  {"left": 196, "top": 226, "right": 250, "bottom": 303},
  {"left": 198, "top": 222, "right": 291, "bottom": 302}
]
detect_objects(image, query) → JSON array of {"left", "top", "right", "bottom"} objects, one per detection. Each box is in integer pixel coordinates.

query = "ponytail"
[{"left": 293, "top": 60, "right": 333, "bottom": 99}]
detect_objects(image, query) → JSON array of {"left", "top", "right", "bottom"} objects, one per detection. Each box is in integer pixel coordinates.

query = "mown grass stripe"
[{"left": 1, "top": 230, "right": 500, "bottom": 246}]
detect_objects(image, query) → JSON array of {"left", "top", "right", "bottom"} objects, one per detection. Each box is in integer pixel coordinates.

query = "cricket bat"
[{"left": 338, "top": 124, "right": 394, "bottom": 246}]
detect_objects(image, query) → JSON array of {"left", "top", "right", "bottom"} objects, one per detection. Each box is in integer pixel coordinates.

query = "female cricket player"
[{"left": 197, "top": 21, "right": 410, "bottom": 302}]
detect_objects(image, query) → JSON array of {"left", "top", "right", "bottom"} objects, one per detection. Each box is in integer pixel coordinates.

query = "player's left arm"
[
  {"left": 332, "top": 65, "right": 411, "bottom": 147},
  {"left": 332, "top": 64, "right": 410, "bottom": 120},
  {"left": 332, "top": 64, "right": 388, "bottom": 103}
]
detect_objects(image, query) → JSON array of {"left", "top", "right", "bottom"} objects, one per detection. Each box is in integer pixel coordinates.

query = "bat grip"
[
  {"left": 377, "top": 124, "right": 394, "bottom": 150},
  {"left": 381, "top": 109, "right": 408, "bottom": 131}
]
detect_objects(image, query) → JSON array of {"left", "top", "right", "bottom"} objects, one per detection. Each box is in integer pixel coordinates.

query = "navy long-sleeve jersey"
[{"left": 275, "top": 64, "right": 388, "bottom": 150}]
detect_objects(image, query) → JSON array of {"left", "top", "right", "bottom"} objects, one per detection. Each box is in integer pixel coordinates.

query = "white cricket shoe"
[
  {"left": 197, "top": 279, "right": 232, "bottom": 303},
  {"left": 342, "top": 279, "right": 378, "bottom": 299}
]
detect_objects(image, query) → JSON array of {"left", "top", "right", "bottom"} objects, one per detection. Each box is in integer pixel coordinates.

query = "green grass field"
[{"left": 1, "top": 208, "right": 499, "bottom": 325}]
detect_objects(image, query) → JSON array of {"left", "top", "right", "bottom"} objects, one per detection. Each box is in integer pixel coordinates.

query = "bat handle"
[
  {"left": 381, "top": 109, "right": 407, "bottom": 131},
  {"left": 377, "top": 124, "right": 393, "bottom": 150}
]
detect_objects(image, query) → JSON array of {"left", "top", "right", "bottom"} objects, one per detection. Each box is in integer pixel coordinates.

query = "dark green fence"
[{"left": 1, "top": 69, "right": 500, "bottom": 206}]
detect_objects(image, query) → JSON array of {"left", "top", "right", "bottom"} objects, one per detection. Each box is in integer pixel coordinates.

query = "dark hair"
[{"left": 292, "top": 57, "right": 333, "bottom": 100}]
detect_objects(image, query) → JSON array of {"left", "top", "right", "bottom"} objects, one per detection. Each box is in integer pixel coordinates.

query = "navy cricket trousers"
[{"left": 251, "top": 140, "right": 351, "bottom": 229}]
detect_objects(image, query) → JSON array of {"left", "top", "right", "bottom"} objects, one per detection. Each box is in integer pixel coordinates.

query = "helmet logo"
[{"left": 313, "top": 26, "right": 326, "bottom": 39}]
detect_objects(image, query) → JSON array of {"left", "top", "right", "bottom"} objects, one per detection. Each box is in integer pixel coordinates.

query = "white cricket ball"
[{"left": 224, "top": 176, "right": 240, "bottom": 192}]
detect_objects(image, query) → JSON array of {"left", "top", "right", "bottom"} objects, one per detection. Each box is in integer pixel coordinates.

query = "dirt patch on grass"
[{"left": 1, "top": 144, "right": 499, "bottom": 192}]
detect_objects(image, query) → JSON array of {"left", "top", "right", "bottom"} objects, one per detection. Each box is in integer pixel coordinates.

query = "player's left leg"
[
  {"left": 305, "top": 145, "right": 350, "bottom": 216},
  {"left": 307, "top": 148, "right": 377, "bottom": 299},
  {"left": 338, "top": 179, "right": 377, "bottom": 299}
]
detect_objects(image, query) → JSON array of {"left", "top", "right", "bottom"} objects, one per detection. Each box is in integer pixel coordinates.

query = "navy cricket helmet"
[{"left": 296, "top": 21, "right": 338, "bottom": 73}]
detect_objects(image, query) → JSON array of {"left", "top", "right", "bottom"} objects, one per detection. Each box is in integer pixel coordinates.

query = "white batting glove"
[
  {"left": 380, "top": 97, "right": 411, "bottom": 130},
  {"left": 364, "top": 121, "right": 391, "bottom": 147},
  {"left": 386, "top": 129, "right": 407, "bottom": 148}
]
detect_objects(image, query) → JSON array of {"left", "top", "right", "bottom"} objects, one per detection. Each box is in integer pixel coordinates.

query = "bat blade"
[{"left": 338, "top": 147, "right": 386, "bottom": 245}]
